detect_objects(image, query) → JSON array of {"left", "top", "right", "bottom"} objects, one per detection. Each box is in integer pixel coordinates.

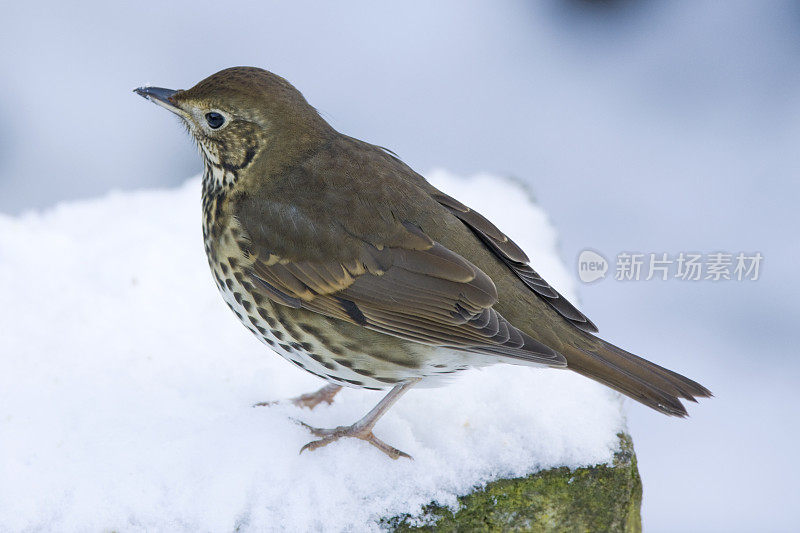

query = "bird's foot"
[
  {"left": 253, "top": 384, "right": 342, "bottom": 410},
  {"left": 294, "top": 419, "right": 412, "bottom": 460}
]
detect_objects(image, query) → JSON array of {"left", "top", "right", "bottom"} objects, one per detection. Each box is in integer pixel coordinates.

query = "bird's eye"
[{"left": 205, "top": 112, "right": 225, "bottom": 129}]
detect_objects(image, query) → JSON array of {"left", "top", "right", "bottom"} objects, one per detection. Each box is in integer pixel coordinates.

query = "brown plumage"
[{"left": 135, "top": 67, "right": 711, "bottom": 458}]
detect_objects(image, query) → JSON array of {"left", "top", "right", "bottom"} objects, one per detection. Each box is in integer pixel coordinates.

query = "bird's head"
[{"left": 135, "top": 67, "right": 331, "bottom": 188}]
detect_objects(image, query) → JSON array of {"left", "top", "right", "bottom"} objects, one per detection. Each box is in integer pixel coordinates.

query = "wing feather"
[
  {"left": 431, "top": 190, "right": 599, "bottom": 333},
  {"left": 244, "top": 232, "right": 565, "bottom": 366}
]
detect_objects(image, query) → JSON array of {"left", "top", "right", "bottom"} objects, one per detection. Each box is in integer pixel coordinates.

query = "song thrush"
[{"left": 135, "top": 67, "right": 711, "bottom": 459}]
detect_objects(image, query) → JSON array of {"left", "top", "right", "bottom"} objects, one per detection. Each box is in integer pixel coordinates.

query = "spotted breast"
[{"left": 200, "top": 166, "right": 477, "bottom": 391}]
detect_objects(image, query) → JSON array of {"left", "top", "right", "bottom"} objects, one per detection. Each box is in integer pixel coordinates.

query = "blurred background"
[{"left": 1, "top": 1, "right": 797, "bottom": 530}]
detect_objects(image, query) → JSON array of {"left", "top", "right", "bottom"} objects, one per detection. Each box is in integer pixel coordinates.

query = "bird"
[{"left": 134, "top": 67, "right": 711, "bottom": 459}]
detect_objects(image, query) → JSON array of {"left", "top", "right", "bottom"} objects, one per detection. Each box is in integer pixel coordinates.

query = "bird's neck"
[
  {"left": 202, "top": 161, "right": 237, "bottom": 194},
  {"left": 259, "top": 121, "right": 335, "bottom": 175}
]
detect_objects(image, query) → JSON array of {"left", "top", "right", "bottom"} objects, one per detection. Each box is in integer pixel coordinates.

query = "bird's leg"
[
  {"left": 295, "top": 378, "right": 421, "bottom": 460},
  {"left": 253, "top": 384, "right": 342, "bottom": 410}
]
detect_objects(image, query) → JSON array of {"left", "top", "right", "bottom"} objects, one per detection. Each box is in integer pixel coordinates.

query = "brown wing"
[
  {"left": 430, "top": 190, "right": 598, "bottom": 333},
  {"left": 242, "top": 221, "right": 565, "bottom": 367}
]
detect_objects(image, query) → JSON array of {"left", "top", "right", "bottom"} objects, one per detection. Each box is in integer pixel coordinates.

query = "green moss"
[{"left": 382, "top": 433, "right": 642, "bottom": 532}]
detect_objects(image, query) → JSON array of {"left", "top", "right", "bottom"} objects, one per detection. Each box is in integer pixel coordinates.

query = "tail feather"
[{"left": 565, "top": 335, "right": 712, "bottom": 417}]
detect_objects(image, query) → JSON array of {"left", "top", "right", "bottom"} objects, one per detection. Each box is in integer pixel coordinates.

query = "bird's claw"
[
  {"left": 295, "top": 420, "right": 412, "bottom": 460},
  {"left": 253, "top": 384, "right": 342, "bottom": 410},
  {"left": 252, "top": 399, "right": 279, "bottom": 408}
]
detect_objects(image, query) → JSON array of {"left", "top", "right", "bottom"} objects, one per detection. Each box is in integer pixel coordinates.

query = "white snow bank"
[{"left": 0, "top": 170, "right": 624, "bottom": 532}]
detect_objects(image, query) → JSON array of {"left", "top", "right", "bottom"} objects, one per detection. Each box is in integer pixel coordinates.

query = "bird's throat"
[{"left": 202, "top": 161, "right": 238, "bottom": 193}]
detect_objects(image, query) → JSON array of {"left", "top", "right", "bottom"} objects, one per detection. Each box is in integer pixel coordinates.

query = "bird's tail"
[{"left": 563, "top": 334, "right": 712, "bottom": 416}]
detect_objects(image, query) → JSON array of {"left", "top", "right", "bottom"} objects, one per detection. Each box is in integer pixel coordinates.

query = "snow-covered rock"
[{"left": 0, "top": 171, "right": 627, "bottom": 531}]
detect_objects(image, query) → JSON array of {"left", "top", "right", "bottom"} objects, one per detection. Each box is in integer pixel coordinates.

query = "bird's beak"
[{"left": 134, "top": 86, "right": 185, "bottom": 116}]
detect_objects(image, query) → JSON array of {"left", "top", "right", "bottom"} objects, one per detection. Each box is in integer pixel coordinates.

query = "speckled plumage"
[
  {"left": 196, "top": 141, "right": 506, "bottom": 390},
  {"left": 135, "top": 67, "right": 710, "bottom": 457}
]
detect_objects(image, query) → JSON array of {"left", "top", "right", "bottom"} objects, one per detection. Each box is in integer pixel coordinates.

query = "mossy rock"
[{"left": 382, "top": 433, "right": 642, "bottom": 532}]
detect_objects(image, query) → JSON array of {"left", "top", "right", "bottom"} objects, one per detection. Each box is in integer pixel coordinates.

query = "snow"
[{"left": 0, "top": 171, "right": 624, "bottom": 531}]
